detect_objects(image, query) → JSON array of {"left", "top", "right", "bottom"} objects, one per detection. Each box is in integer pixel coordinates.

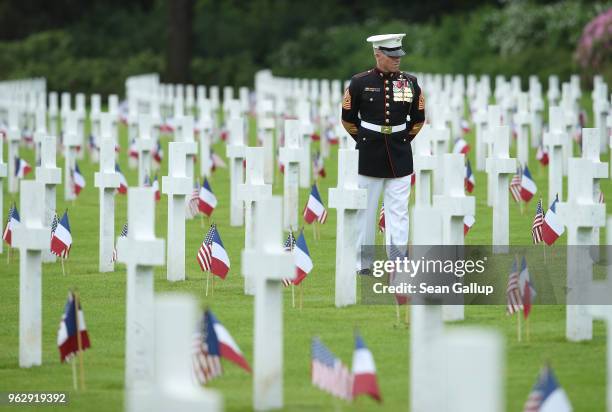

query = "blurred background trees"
[{"left": 0, "top": 0, "right": 609, "bottom": 95}]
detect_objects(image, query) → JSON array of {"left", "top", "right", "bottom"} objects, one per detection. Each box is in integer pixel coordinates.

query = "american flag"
[
  {"left": 111, "top": 223, "right": 128, "bottom": 263},
  {"left": 282, "top": 231, "right": 297, "bottom": 287},
  {"left": 312, "top": 151, "right": 326, "bottom": 178},
  {"left": 532, "top": 199, "right": 544, "bottom": 244},
  {"left": 510, "top": 166, "right": 523, "bottom": 202},
  {"left": 311, "top": 337, "right": 353, "bottom": 401},
  {"left": 378, "top": 203, "right": 385, "bottom": 233},
  {"left": 192, "top": 314, "right": 222, "bottom": 385},
  {"left": 597, "top": 189, "right": 605, "bottom": 204},
  {"left": 197, "top": 224, "right": 217, "bottom": 272},
  {"left": 186, "top": 180, "right": 201, "bottom": 218},
  {"left": 507, "top": 259, "right": 523, "bottom": 315}
]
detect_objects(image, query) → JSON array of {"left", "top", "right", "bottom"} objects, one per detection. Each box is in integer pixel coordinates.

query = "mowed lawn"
[{"left": 0, "top": 95, "right": 610, "bottom": 412}]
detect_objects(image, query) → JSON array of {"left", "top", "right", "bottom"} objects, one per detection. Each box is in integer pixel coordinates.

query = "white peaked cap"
[{"left": 366, "top": 33, "right": 406, "bottom": 56}]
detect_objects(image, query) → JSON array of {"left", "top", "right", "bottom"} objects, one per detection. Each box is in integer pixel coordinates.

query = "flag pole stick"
[
  {"left": 517, "top": 311, "right": 522, "bottom": 343},
  {"left": 299, "top": 284, "right": 304, "bottom": 310},
  {"left": 74, "top": 292, "right": 86, "bottom": 390},
  {"left": 405, "top": 304, "right": 409, "bottom": 326},
  {"left": 206, "top": 272, "right": 210, "bottom": 297},
  {"left": 542, "top": 242, "right": 546, "bottom": 264},
  {"left": 212, "top": 276, "right": 215, "bottom": 296},
  {"left": 291, "top": 284, "right": 295, "bottom": 308},
  {"left": 394, "top": 304, "right": 400, "bottom": 327},
  {"left": 519, "top": 201, "right": 524, "bottom": 216},
  {"left": 61, "top": 257, "right": 66, "bottom": 276},
  {"left": 71, "top": 358, "right": 78, "bottom": 391},
  {"left": 526, "top": 316, "right": 530, "bottom": 342}
]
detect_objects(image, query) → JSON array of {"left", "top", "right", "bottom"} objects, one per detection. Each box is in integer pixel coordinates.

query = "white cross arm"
[
  {"left": 258, "top": 118, "right": 275, "bottom": 131},
  {"left": 237, "top": 183, "right": 272, "bottom": 203},
  {"left": 117, "top": 237, "right": 165, "bottom": 267},
  {"left": 558, "top": 203, "right": 605, "bottom": 229},
  {"left": 94, "top": 171, "right": 120, "bottom": 189},
  {"left": 242, "top": 249, "right": 295, "bottom": 281},
  {"left": 328, "top": 187, "right": 367, "bottom": 210},
  {"left": 543, "top": 130, "right": 566, "bottom": 147},
  {"left": 13, "top": 225, "right": 50, "bottom": 251},
  {"left": 0, "top": 162, "right": 7, "bottom": 178},
  {"left": 13, "top": 181, "right": 50, "bottom": 251},
  {"left": 136, "top": 139, "right": 156, "bottom": 152},
  {"left": 227, "top": 145, "right": 246, "bottom": 159},
  {"left": 485, "top": 157, "right": 515, "bottom": 175},
  {"left": 278, "top": 147, "right": 302, "bottom": 163},
  {"left": 433, "top": 195, "right": 475, "bottom": 217},
  {"left": 183, "top": 142, "right": 198, "bottom": 156},
  {"left": 161, "top": 176, "right": 192, "bottom": 196}
]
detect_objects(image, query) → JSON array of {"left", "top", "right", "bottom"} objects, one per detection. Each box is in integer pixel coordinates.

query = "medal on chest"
[{"left": 393, "top": 79, "right": 413, "bottom": 102}]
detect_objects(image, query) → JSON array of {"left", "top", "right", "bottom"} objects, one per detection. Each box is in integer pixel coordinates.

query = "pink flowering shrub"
[{"left": 576, "top": 8, "right": 612, "bottom": 70}]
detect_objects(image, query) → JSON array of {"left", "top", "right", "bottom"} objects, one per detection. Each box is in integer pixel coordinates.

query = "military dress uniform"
[{"left": 341, "top": 42, "right": 425, "bottom": 270}]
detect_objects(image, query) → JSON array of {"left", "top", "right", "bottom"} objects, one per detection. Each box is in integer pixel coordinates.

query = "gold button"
[
  {"left": 384, "top": 80, "right": 388, "bottom": 84},
  {"left": 386, "top": 95, "right": 389, "bottom": 99},
  {"left": 362, "top": 138, "right": 366, "bottom": 141},
  {"left": 385, "top": 119, "right": 390, "bottom": 123},
  {"left": 386, "top": 103, "right": 389, "bottom": 107},
  {"left": 385, "top": 87, "right": 389, "bottom": 91},
  {"left": 379, "top": 73, "right": 383, "bottom": 77},
  {"left": 386, "top": 111, "right": 390, "bottom": 115}
]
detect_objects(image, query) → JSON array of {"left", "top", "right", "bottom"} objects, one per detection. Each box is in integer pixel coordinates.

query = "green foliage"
[{"left": 0, "top": 1, "right": 610, "bottom": 94}]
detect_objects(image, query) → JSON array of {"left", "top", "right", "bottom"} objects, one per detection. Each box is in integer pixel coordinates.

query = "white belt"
[{"left": 360, "top": 121, "right": 406, "bottom": 134}]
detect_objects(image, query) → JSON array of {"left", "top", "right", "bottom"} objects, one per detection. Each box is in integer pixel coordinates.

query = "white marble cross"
[
  {"left": 36, "top": 135, "right": 61, "bottom": 263},
  {"left": 7, "top": 105, "right": 21, "bottom": 193},
  {"left": 472, "top": 92, "right": 488, "bottom": 171},
  {"left": 547, "top": 75, "right": 560, "bottom": 107},
  {"left": 558, "top": 158, "right": 606, "bottom": 342},
  {"left": 48, "top": 92, "right": 59, "bottom": 137},
  {"left": 410, "top": 206, "right": 446, "bottom": 412},
  {"left": 197, "top": 99, "right": 213, "bottom": 178},
  {"left": 431, "top": 104, "right": 451, "bottom": 196},
  {"left": 485, "top": 126, "right": 516, "bottom": 254},
  {"left": 33, "top": 106, "right": 47, "bottom": 166},
  {"left": 297, "top": 100, "right": 313, "bottom": 188},
  {"left": 108, "top": 94, "right": 120, "bottom": 155},
  {"left": 162, "top": 142, "right": 193, "bottom": 282},
  {"left": 238, "top": 147, "right": 272, "bottom": 295},
  {"left": 75, "top": 93, "right": 86, "bottom": 160},
  {"left": 60, "top": 92, "right": 71, "bottom": 129},
  {"left": 226, "top": 117, "right": 246, "bottom": 227},
  {"left": 543, "top": 106, "right": 568, "bottom": 207},
  {"left": 0, "top": 121, "right": 7, "bottom": 254},
  {"left": 485, "top": 105, "right": 502, "bottom": 207},
  {"left": 586, "top": 217, "right": 612, "bottom": 412},
  {"left": 63, "top": 110, "right": 80, "bottom": 201},
  {"left": 13, "top": 180, "right": 50, "bottom": 368},
  {"left": 433, "top": 153, "right": 476, "bottom": 320},
  {"left": 241, "top": 196, "right": 294, "bottom": 411},
  {"left": 413, "top": 124, "right": 436, "bottom": 206},
  {"left": 137, "top": 114, "right": 155, "bottom": 187},
  {"left": 118, "top": 187, "right": 164, "bottom": 412},
  {"left": 94, "top": 115, "right": 121, "bottom": 272},
  {"left": 257, "top": 99, "right": 276, "bottom": 184},
  {"left": 176, "top": 116, "right": 198, "bottom": 219},
  {"left": 514, "top": 92, "right": 530, "bottom": 166},
  {"left": 90, "top": 94, "right": 102, "bottom": 163},
  {"left": 582, "top": 128, "right": 609, "bottom": 247},
  {"left": 151, "top": 294, "right": 222, "bottom": 412},
  {"left": 529, "top": 80, "right": 544, "bottom": 148},
  {"left": 279, "top": 120, "right": 302, "bottom": 230},
  {"left": 436, "top": 329, "right": 504, "bottom": 412},
  {"left": 329, "top": 148, "right": 367, "bottom": 307}
]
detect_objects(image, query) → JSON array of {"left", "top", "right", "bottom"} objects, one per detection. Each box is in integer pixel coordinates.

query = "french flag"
[
  {"left": 15, "top": 157, "right": 32, "bottom": 178},
  {"left": 210, "top": 229, "right": 230, "bottom": 279},
  {"left": 352, "top": 333, "right": 382, "bottom": 402},
  {"left": 303, "top": 184, "right": 328, "bottom": 224},
  {"left": 51, "top": 211, "right": 72, "bottom": 258},
  {"left": 541, "top": 195, "right": 564, "bottom": 246},
  {"left": 536, "top": 146, "right": 549, "bottom": 166},
  {"left": 520, "top": 166, "right": 537, "bottom": 202},
  {"left": 464, "top": 215, "right": 475, "bottom": 236},
  {"left": 452, "top": 137, "right": 470, "bottom": 155},
  {"left": 293, "top": 231, "right": 313, "bottom": 285},
  {"left": 205, "top": 310, "right": 251, "bottom": 373},
  {"left": 153, "top": 140, "right": 163, "bottom": 164},
  {"left": 461, "top": 119, "right": 471, "bottom": 134},
  {"left": 523, "top": 366, "right": 572, "bottom": 412},
  {"left": 128, "top": 139, "right": 138, "bottom": 159},
  {"left": 465, "top": 160, "right": 475, "bottom": 193},
  {"left": 73, "top": 163, "right": 85, "bottom": 195},
  {"left": 519, "top": 257, "right": 537, "bottom": 320},
  {"left": 2, "top": 205, "right": 20, "bottom": 246},
  {"left": 57, "top": 291, "right": 91, "bottom": 362},
  {"left": 198, "top": 178, "right": 217, "bottom": 217},
  {"left": 115, "top": 163, "right": 128, "bottom": 194},
  {"left": 151, "top": 175, "right": 161, "bottom": 202}
]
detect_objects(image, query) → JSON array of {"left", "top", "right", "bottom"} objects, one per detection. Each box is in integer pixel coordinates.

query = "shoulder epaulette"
[
  {"left": 402, "top": 72, "right": 417, "bottom": 82},
  {"left": 352, "top": 69, "right": 372, "bottom": 79}
]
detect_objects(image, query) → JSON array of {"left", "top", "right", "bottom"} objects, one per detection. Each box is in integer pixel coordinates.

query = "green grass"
[{"left": 0, "top": 100, "right": 610, "bottom": 412}]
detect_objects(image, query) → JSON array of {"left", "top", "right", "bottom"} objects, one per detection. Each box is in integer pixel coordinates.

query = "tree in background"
[{"left": 166, "top": 0, "right": 194, "bottom": 84}]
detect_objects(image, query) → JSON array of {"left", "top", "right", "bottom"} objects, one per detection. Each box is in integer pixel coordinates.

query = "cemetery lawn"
[{"left": 1, "top": 101, "right": 610, "bottom": 411}]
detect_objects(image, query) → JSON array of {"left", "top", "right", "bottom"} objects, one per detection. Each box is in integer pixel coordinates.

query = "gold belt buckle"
[{"left": 381, "top": 125, "right": 392, "bottom": 134}]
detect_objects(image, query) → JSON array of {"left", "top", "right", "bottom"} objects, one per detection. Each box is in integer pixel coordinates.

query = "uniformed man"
[{"left": 341, "top": 33, "right": 426, "bottom": 273}]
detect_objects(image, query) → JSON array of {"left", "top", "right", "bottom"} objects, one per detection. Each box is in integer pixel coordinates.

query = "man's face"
[{"left": 375, "top": 50, "right": 401, "bottom": 73}]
